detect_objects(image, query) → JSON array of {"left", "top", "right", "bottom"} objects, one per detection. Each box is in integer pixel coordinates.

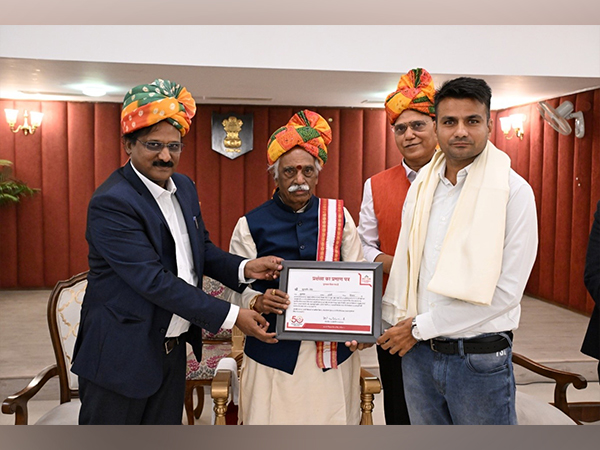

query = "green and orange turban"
[
  {"left": 385, "top": 68, "right": 436, "bottom": 125},
  {"left": 267, "top": 110, "right": 332, "bottom": 166},
  {"left": 121, "top": 79, "right": 196, "bottom": 137}
]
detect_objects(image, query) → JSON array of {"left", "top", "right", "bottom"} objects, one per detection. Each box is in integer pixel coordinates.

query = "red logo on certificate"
[
  {"left": 359, "top": 273, "right": 372, "bottom": 287},
  {"left": 287, "top": 315, "right": 305, "bottom": 327}
]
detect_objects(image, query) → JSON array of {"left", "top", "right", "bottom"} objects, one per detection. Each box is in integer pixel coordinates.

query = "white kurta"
[{"left": 228, "top": 206, "right": 365, "bottom": 425}]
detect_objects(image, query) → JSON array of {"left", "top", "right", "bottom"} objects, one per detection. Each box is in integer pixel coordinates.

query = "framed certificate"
[{"left": 275, "top": 261, "right": 383, "bottom": 343}]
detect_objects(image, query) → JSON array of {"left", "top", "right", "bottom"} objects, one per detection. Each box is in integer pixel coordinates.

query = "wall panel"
[
  {"left": 569, "top": 91, "right": 594, "bottom": 311},
  {"left": 553, "top": 95, "right": 577, "bottom": 305},
  {"left": 0, "top": 100, "right": 19, "bottom": 287},
  {"left": 539, "top": 99, "right": 560, "bottom": 300},
  {"left": 525, "top": 101, "right": 545, "bottom": 295},
  {"left": 94, "top": 103, "right": 121, "bottom": 188},
  {"left": 67, "top": 103, "right": 96, "bottom": 276},
  {"left": 362, "top": 109, "right": 387, "bottom": 182},
  {"left": 219, "top": 106, "right": 247, "bottom": 246},
  {"left": 14, "top": 100, "right": 44, "bottom": 287},
  {"left": 586, "top": 89, "right": 600, "bottom": 312},
  {"left": 338, "top": 109, "right": 364, "bottom": 224},
  {"left": 41, "top": 102, "right": 70, "bottom": 285},
  {"left": 195, "top": 106, "right": 221, "bottom": 245},
  {"left": 243, "top": 107, "right": 271, "bottom": 215}
]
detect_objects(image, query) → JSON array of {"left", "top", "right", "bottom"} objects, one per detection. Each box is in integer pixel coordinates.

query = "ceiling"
[{"left": 2, "top": 57, "right": 600, "bottom": 112}]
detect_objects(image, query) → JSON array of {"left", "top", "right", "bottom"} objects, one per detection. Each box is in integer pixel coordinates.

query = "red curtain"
[
  {"left": 0, "top": 103, "right": 391, "bottom": 288},
  {"left": 1, "top": 93, "right": 599, "bottom": 316},
  {"left": 494, "top": 90, "right": 599, "bottom": 314}
]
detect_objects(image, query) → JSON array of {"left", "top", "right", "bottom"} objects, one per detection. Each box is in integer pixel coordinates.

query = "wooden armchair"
[
  {"left": 183, "top": 277, "right": 245, "bottom": 425},
  {"left": 2, "top": 271, "right": 88, "bottom": 425},
  {"left": 2, "top": 272, "right": 245, "bottom": 426},
  {"left": 210, "top": 354, "right": 382, "bottom": 425},
  {"left": 512, "top": 352, "right": 600, "bottom": 425}
]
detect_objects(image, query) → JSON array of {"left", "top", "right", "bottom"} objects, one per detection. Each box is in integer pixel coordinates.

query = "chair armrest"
[
  {"left": 360, "top": 368, "right": 381, "bottom": 395},
  {"left": 512, "top": 352, "right": 587, "bottom": 418},
  {"left": 359, "top": 368, "right": 381, "bottom": 425},
  {"left": 2, "top": 364, "right": 59, "bottom": 425},
  {"left": 211, "top": 369, "right": 232, "bottom": 425}
]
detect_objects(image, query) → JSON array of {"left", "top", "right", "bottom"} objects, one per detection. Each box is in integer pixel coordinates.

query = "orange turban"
[
  {"left": 267, "top": 110, "right": 332, "bottom": 166},
  {"left": 121, "top": 79, "right": 196, "bottom": 137},
  {"left": 385, "top": 68, "right": 436, "bottom": 125}
]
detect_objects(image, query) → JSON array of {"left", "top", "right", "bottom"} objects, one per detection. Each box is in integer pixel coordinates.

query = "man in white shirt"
[
  {"left": 72, "top": 79, "right": 282, "bottom": 424},
  {"left": 377, "top": 77, "right": 538, "bottom": 424},
  {"left": 358, "top": 68, "right": 437, "bottom": 424}
]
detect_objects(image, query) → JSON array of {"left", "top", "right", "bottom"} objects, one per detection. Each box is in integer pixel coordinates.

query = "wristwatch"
[{"left": 411, "top": 318, "right": 422, "bottom": 341}]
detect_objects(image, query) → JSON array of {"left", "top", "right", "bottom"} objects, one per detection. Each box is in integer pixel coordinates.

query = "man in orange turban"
[
  {"left": 121, "top": 79, "right": 196, "bottom": 137},
  {"left": 358, "top": 68, "right": 438, "bottom": 424},
  {"left": 72, "top": 79, "right": 283, "bottom": 424},
  {"left": 226, "top": 110, "right": 368, "bottom": 424},
  {"left": 266, "top": 109, "right": 332, "bottom": 167},
  {"left": 384, "top": 68, "right": 436, "bottom": 124}
]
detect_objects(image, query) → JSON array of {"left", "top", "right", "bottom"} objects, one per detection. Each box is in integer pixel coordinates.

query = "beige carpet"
[{"left": 1, "top": 289, "right": 598, "bottom": 425}]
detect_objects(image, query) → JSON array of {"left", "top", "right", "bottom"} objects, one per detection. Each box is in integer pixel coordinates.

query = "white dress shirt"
[
  {"left": 130, "top": 162, "right": 241, "bottom": 336},
  {"left": 358, "top": 160, "right": 419, "bottom": 263},
  {"left": 414, "top": 162, "right": 538, "bottom": 340}
]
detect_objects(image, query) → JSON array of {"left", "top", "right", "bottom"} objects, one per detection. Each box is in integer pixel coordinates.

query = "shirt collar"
[
  {"left": 401, "top": 159, "right": 419, "bottom": 183},
  {"left": 437, "top": 160, "right": 473, "bottom": 186},
  {"left": 129, "top": 160, "right": 177, "bottom": 199}
]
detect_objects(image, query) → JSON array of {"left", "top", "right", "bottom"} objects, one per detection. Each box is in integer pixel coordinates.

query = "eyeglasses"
[
  {"left": 392, "top": 120, "right": 431, "bottom": 136},
  {"left": 136, "top": 140, "right": 185, "bottom": 153}
]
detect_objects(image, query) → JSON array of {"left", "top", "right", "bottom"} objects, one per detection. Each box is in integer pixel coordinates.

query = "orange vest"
[{"left": 370, "top": 164, "right": 411, "bottom": 290}]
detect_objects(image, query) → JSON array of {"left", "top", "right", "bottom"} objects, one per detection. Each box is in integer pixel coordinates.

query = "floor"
[{"left": 1, "top": 289, "right": 599, "bottom": 425}]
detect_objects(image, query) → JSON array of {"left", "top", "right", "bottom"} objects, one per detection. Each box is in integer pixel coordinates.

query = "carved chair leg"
[
  {"left": 360, "top": 392, "right": 375, "bottom": 425},
  {"left": 184, "top": 382, "right": 195, "bottom": 425},
  {"left": 211, "top": 370, "right": 232, "bottom": 425},
  {"left": 213, "top": 396, "right": 228, "bottom": 425},
  {"left": 193, "top": 385, "right": 205, "bottom": 419}
]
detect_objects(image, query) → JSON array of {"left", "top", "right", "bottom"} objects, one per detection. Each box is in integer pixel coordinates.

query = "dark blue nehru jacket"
[{"left": 244, "top": 191, "right": 352, "bottom": 374}]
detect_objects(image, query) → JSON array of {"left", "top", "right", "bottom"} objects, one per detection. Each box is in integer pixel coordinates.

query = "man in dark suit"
[
  {"left": 583, "top": 200, "right": 600, "bottom": 383},
  {"left": 71, "top": 79, "right": 281, "bottom": 424}
]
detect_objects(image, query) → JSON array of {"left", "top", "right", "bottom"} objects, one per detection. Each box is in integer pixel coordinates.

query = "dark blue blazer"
[
  {"left": 72, "top": 162, "right": 244, "bottom": 399},
  {"left": 583, "top": 200, "right": 600, "bottom": 364}
]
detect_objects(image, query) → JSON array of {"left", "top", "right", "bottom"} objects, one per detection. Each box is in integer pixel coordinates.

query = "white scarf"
[{"left": 382, "top": 141, "right": 511, "bottom": 325}]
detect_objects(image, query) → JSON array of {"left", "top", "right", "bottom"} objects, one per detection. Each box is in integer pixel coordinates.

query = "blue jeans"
[{"left": 402, "top": 338, "right": 517, "bottom": 425}]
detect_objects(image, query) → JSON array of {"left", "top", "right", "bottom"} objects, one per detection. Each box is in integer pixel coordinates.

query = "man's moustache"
[
  {"left": 288, "top": 184, "right": 310, "bottom": 192},
  {"left": 153, "top": 161, "right": 174, "bottom": 168}
]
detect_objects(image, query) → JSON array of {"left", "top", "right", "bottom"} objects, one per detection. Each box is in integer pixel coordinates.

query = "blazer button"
[
  {"left": 300, "top": 245, "right": 305, "bottom": 250},
  {"left": 297, "top": 221, "right": 302, "bottom": 226},
  {"left": 160, "top": 328, "right": 166, "bottom": 334}
]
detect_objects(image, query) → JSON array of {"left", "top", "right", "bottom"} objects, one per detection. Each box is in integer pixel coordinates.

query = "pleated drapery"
[{"left": 1, "top": 93, "right": 599, "bottom": 315}]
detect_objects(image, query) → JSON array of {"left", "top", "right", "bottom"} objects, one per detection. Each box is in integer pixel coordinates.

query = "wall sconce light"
[
  {"left": 4, "top": 109, "right": 44, "bottom": 136},
  {"left": 499, "top": 114, "right": 525, "bottom": 140}
]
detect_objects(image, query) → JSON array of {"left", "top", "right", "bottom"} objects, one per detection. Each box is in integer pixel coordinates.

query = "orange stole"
[
  {"left": 370, "top": 164, "right": 411, "bottom": 291},
  {"left": 315, "top": 198, "right": 345, "bottom": 369}
]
